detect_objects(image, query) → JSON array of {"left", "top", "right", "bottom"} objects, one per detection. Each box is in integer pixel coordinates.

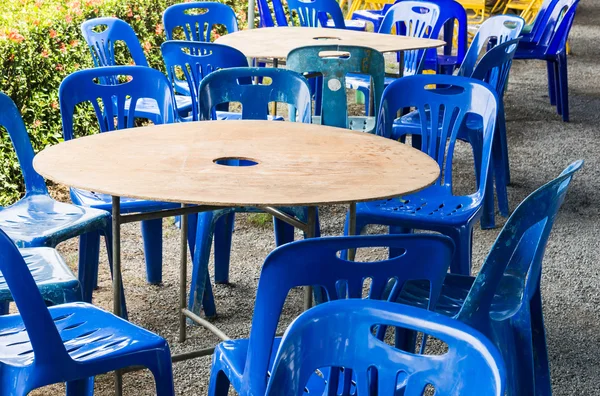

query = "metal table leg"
[
  {"left": 179, "top": 204, "right": 188, "bottom": 343},
  {"left": 348, "top": 202, "right": 357, "bottom": 261},
  {"left": 112, "top": 196, "right": 123, "bottom": 396},
  {"left": 303, "top": 206, "right": 317, "bottom": 311}
]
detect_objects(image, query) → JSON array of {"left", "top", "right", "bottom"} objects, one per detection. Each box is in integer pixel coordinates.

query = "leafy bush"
[{"left": 0, "top": 0, "right": 251, "bottom": 204}]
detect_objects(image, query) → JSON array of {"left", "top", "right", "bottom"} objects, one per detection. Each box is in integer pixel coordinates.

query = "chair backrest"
[
  {"left": 0, "top": 228, "right": 72, "bottom": 367},
  {"left": 378, "top": 1, "right": 441, "bottom": 76},
  {"left": 286, "top": 0, "right": 346, "bottom": 28},
  {"left": 198, "top": 67, "right": 312, "bottom": 122},
  {"left": 539, "top": 0, "right": 579, "bottom": 54},
  {"left": 287, "top": 45, "right": 385, "bottom": 128},
  {"left": 242, "top": 234, "right": 455, "bottom": 395},
  {"left": 458, "top": 160, "right": 583, "bottom": 330},
  {"left": 257, "top": 0, "right": 289, "bottom": 27},
  {"left": 468, "top": 38, "right": 520, "bottom": 97},
  {"left": 267, "top": 299, "right": 506, "bottom": 396},
  {"left": 59, "top": 66, "right": 177, "bottom": 140},
  {"left": 377, "top": 74, "right": 497, "bottom": 198},
  {"left": 80, "top": 17, "right": 149, "bottom": 67},
  {"left": 0, "top": 93, "right": 48, "bottom": 195},
  {"left": 161, "top": 41, "right": 248, "bottom": 120},
  {"left": 163, "top": 2, "right": 238, "bottom": 42},
  {"left": 459, "top": 15, "right": 524, "bottom": 77},
  {"left": 429, "top": 0, "right": 468, "bottom": 63}
]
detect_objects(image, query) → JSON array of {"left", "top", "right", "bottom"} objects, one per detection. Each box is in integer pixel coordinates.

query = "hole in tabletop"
[
  {"left": 312, "top": 36, "right": 342, "bottom": 40},
  {"left": 213, "top": 157, "right": 260, "bottom": 167}
]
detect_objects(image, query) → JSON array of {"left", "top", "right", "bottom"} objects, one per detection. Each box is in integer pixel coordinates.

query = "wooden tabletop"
[
  {"left": 33, "top": 121, "right": 440, "bottom": 207},
  {"left": 215, "top": 27, "right": 445, "bottom": 59}
]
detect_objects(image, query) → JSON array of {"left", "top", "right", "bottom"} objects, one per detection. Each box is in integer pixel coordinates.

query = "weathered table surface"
[
  {"left": 215, "top": 26, "right": 445, "bottom": 59},
  {"left": 33, "top": 120, "right": 440, "bottom": 206}
]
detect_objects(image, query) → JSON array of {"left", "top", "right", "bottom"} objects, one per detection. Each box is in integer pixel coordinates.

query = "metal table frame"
[{"left": 111, "top": 197, "right": 351, "bottom": 394}]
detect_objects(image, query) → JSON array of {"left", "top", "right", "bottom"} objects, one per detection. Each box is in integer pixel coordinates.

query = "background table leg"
[
  {"left": 179, "top": 204, "right": 188, "bottom": 343},
  {"left": 303, "top": 206, "right": 317, "bottom": 310}
]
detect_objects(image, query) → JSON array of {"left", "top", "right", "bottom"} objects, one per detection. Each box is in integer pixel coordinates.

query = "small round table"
[
  {"left": 34, "top": 120, "right": 439, "bottom": 393},
  {"left": 215, "top": 27, "right": 445, "bottom": 59}
]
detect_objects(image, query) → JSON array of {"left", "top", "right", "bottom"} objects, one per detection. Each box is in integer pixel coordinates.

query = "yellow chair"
[
  {"left": 457, "top": 0, "right": 488, "bottom": 23},
  {"left": 503, "top": 0, "right": 543, "bottom": 23}
]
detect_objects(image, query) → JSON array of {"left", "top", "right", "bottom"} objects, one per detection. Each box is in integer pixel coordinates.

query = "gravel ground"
[{"left": 30, "top": 5, "right": 600, "bottom": 394}]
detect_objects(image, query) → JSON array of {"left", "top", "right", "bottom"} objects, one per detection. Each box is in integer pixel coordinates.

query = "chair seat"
[
  {"left": 346, "top": 74, "right": 397, "bottom": 90},
  {"left": 0, "top": 248, "right": 80, "bottom": 303},
  {"left": 356, "top": 186, "right": 481, "bottom": 226},
  {"left": 514, "top": 47, "right": 554, "bottom": 60},
  {"left": 399, "top": 273, "right": 523, "bottom": 320},
  {"left": 70, "top": 188, "right": 181, "bottom": 214},
  {"left": 312, "top": 115, "right": 376, "bottom": 133},
  {"left": 0, "top": 302, "right": 167, "bottom": 366},
  {"left": 0, "top": 194, "right": 109, "bottom": 247},
  {"left": 215, "top": 337, "right": 327, "bottom": 394},
  {"left": 126, "top": 95, "right": 193, "bottom": 120},
  {"left": 325, "top": 19, "right": 367, "bottom": 31}
]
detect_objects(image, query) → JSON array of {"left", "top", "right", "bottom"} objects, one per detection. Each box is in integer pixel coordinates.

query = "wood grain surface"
[{"left": 33, "top": 120, "right": 440, "bottom": 207}]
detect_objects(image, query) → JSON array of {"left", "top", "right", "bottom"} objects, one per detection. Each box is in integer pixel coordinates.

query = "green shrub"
[{"left": 0, "top": 0, "right": 253, "bottom": 205}]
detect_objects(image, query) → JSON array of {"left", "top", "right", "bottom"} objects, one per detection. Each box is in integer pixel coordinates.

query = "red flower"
[
  {"left": 55, "top": 64, "right": 63, "bottom": 71},
  {"left": 70, "top": 39, "right": 78, "bottom": 47},
  {"left": 33, "top": 120, "right": 42, "bottom": 128},
  {"left": 59, "top": 42, "right": 67, "bottom": 52},
  {"left": 155, "top": 23, "right": 164, "bottom": 36},
  {"left": 49, "top": 29, "right": 57, "bottom": 38},
  {"left": 41, "top": 49, "right": 49, "bottom": 58},
  {"left": 7, "top": 29, "right": 25, "bottom": 43},
  {"left": 65, "top": 14, "right": 72, "bottom": 23}
]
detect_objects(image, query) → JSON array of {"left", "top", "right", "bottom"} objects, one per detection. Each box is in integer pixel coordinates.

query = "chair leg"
[
  {"left": 214, "top": 212, "right": 235, "bottom": 284},
  {"left": 148, "top": 350, "right": 176, "bottom": 396},
  {"left": 66, "top": 377, "right": 94, "bottom": 396},
  {"left": 546, "top": 61, "right": 556, "bottom": 106},
  {"left": 141, "top": 219, "right": 163, "bottom": 285},
  {"left": 78, "top": 231, "right": 101, "bottom": 303},
  {"left": 274, "top": 217, "right": 295, "bottom": 246},
  {"left": 208, "top": 370, "right": 231, "bottom": 396},
  {"left": 0, "top": 301, "right": 9, "bottom": 315},
  {"left": 189, "top": 211, "right": 218, "bottom": 317},
  {"left": 553, "top": 60, "right": 562, "bottom": 116},
  {"left": 494, "top": 111, "right": 510, "bottom": 218},
  {"left": 450, "top": 226, "right": 473, "bottom": 275},
  {"left": 558, "top": 53, "right": 569, "bottom": 122}
]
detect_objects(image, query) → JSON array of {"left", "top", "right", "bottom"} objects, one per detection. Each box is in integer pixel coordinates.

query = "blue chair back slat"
[
  {"left": 267, "top": 299, "right": 506, "bottom": 396},
  {"left": 459, "top": 15, "right": 524, "bottom": 77},
  {"left": 378, "top": 1, "right": 440, "bottom": 76},
  {"left": 0, "top": 229, "right": 71, "bottom": 366},
  {"left": 377, "top": 75, "right": 497, "bottom": 193},
  {"left": 287, "top": 45, "right": 384, "bottom": 128},
  {"left": 0, "top": 93, "right": 48, "bottom": 195},
  {"left": 244, "top": 234, "right": 454, "bottom": 395},
  {"left": 163, "top": 2, "right": 238, "bottom": 42},
  {"left": 59, "top": 66, "right": 177, "bottom": 140},
  {"left": 80, "top": 17, "right": 149, "bottom": 67},
  {"left": 257, "top": 0, "right": 289, "bottom": 27},
  {"left": 469, "top": 38, "right": 520, "bottom": 96},
  {"left": 198, "top": 67, "right": 312, "bottom": 122},
  {"left": 161, "top": 41, "right": 248, "bottom": 120},
  {"left": 428, "top": 0, "right": 468, "bottom": 63},
  {"left": 458, "top": 160, "right": 583, "bottom": 329},
  {"left": 286, "top": 0, "right": 346, "bottom": 28},
  {"left": 544, "top": 0, "right": 579, "bottom": 54}
]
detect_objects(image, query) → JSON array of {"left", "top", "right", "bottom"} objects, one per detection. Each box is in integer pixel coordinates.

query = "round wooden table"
[
  {"left": 33, "top": 120, "right": 439, "bottom": 393},
  {"left": 34, "top": 120, "right": 440, "bottom": 206},
  {"left": 215, "top": 27, "right": 445, "bottom": 59}
]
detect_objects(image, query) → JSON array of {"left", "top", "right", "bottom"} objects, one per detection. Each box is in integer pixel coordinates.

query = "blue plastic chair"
[
  {"left": 189, "top": 67, "right": 316, "bottom": 317},
  {"left": 515, "top": 0, "right": 580, "bottom": 122},
  {"left": 163, "top": 2, "right": 238, "bottom": 42},
  {"left": 346, "top": 75, "right": 498, "bottom": 276},
  {"left": 161, "top": 41, "right": 250, "bottom": 121},
  {"left": 398, "top": 160, "right": 583, "bottom": 395},
  {"left": 0, "top": 248, "right": 82, "bottom": 312},
  {"left": 0, "top": 92, "right": 111, "bottom": 307},
  {"left": 208, "top": 233, "right": 455, "bottom": 395},
  {"left": 0, "top": 228, "right": 174, "bottom": 395},
  {"left": 287, "top": 45, "right": 384, "bottom": 132},
  {"left": 395, "top": 39, "right": 521, "bottom": 230},
  {"left": 353, "top": 0, "right": 468, "bottom": 72},
  {"left": 59, "top": 66, "right": 182, "bottom": 288},
  {"left": 257, "top": 0, "right": 366, "bottom": 30},
  {"left": 346, "top": 1, "right": 441, "bottom": 113},
  {"left": 267, "top": 299, "right": 506, "bottom": 395},
  {"left": 80, "top": 17, "right": 193, "bottom": 117}
]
